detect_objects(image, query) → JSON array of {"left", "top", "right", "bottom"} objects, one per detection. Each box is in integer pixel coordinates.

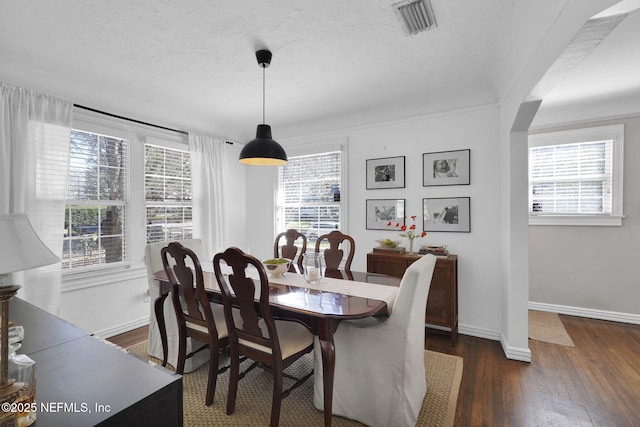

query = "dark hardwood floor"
[
  {"left": 109, "top": 315, "right": 640, "bottom": 426},
  {"left": 109, "top": 325, "right": 148, "bottom": 348}
]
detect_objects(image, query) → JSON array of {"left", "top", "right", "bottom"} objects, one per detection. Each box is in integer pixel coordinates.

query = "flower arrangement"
[{"left": 387, "top": 215, "right": 426, "bottom": 253}]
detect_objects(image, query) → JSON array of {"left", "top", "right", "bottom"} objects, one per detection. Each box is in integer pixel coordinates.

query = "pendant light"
[{"left": 239, "top": 49, "right": 288, "bottom": 166}]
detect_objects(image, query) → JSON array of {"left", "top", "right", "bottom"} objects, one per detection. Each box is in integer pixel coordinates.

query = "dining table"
[{"left": 152, "top": 264, "right": 400, "bottom": 427}]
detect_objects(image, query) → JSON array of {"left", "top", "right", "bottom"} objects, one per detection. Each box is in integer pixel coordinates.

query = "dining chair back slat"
[
  {"left": 315, "top": 230, "right": 355, "bottom": 271},
  {"left": 274, "top": 229, "right": 307, "bottom": 271}
]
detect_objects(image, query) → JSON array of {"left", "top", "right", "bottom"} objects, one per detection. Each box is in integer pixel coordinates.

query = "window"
[
  {"left": 144, "top": 144, "right": 192, "bottom": 243},
  {"left": 62, "top": 129, "right": 128, "bottom": 269},
  {"left": 528, "top": 124, "right": 624, "bottom": 226},
  {"left": 277, "top": 150, "right": 343, "bottom": 245}
]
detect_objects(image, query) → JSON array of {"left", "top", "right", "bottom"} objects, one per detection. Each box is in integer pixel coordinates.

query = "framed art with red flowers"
[{"left": 365, "top": 199, "right": 405, "bottom": 230}]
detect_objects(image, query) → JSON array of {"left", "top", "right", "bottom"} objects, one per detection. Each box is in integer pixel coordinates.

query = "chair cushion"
[
  {"left": 184, "top": 304, "right": 230, "bottom": 339},
  {"left": 239, "top": 319, "right": 313, "bottom": 359}
]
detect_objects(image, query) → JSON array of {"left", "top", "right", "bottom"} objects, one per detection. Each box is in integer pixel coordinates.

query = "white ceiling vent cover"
[{"left": 393, "top": 0, "right": 437, "bottom": 35}]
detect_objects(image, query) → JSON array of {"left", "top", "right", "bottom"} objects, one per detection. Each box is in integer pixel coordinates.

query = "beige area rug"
[
  {"left": 127, "top": 341, "right": 463, "bottom": 427},
  {"left": 529, "top": 310, "right": 575, "bottom": 347}
]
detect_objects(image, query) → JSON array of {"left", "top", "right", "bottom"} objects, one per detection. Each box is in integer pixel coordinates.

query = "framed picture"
[
  {"left": 422, "top": 149, "right": 470, "bottom": 186},
  {"left": 366, "top": 199, "right": 405, "bottom": 230},
  {"left": 366, "top": 156, "right": 405, "bottom": 189},
  {"left": 423, "top": 197, "right": 471, "bottom": 232}
]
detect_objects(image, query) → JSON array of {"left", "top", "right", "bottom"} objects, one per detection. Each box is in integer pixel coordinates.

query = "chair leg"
[
  {"left": 270, "top": 366, "right": 283, "bottom": 427},
  {"left": 226, "top": 348, "right": 240, "bottom": 415},
  {"left": 175, "top": 327, "right": 187, "bottom": 374},
  {"left": 205, "top": 341, "right": 219, "bottom": 406}
]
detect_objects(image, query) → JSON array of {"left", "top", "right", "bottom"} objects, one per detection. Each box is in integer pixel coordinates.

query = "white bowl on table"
[{"left": 262, "top": 258, "right": 292, "bottom": 278}]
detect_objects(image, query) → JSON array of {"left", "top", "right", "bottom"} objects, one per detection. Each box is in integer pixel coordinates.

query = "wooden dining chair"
[
  {"left": 314, "top": 230, "right": 355, "bottom": 271},
  {"left": 312, "top": 254, "right": 437, "bottom": 427},
  {"left": 213, "top": 247, "right": 314, "bottom": 427},
  {"left": 273, "top": 228, "right": 307, "bottom": 271},
  {"left": 145, "top": 239, "right": 210, "bottom": 372},
  {"left": 161, "top": 242, "right": 230, "bottom": 406}
]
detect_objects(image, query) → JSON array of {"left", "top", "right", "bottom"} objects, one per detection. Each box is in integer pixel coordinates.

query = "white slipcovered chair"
[
  {"left": 313, "top": 253, "right": 437, "bottom": 427},
  {"left": 145, "top": 239, "right": 210, "bottom": 372}
]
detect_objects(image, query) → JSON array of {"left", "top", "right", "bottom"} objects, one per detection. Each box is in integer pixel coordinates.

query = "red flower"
[{"left": 387, "top": 216, "right": 426, "bottom": 242}]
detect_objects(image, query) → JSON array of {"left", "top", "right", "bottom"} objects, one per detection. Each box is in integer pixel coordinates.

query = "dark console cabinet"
[{"left": 367, "top": 252, "right": 458, "bottom": 345}]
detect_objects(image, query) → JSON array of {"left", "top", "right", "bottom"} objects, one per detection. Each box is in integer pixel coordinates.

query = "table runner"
[
  {"left": 268, "top": 272, "right": 398, "bottom": 314},
  {"left": 201, "top": 261, "right": 398, "bottom": 314}
]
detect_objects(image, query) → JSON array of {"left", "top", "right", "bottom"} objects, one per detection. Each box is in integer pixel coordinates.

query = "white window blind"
[
  {"left": 528, "top": 124, "right": 624, "bottom": 226},
  {"left": 277, "top": 151, "right": 342, "bottom": 244},
  {"left": 530, "top": 141, "right": 612, "bottom": 214},
  {"left": 63, "top": 129, "right": 128, "bottom": 269},
  {"left": 144, "top": 143, "right": 192, "bottom": 242}
]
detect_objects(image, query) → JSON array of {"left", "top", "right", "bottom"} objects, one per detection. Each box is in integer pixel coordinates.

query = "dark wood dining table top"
[{"left": 152, "top": 268, "right": 400, "bottom": 319}]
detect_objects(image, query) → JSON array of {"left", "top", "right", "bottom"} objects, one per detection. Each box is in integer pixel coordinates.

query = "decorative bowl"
[
  {"left": 262, "top": 258, "right": 292, "bottom": 278},
  {"left": 375, "top": 239, "right": 401, "bottom": 249}
]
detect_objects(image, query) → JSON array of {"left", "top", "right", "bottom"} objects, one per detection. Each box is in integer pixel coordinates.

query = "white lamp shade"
[{"left": 0, "top": 213, "right": 60, "bottom": 274}]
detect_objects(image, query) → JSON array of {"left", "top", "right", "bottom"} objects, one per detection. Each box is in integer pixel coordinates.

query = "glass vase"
[
  {"left": 408, "top": 238, "right": 415, "bottom": 253},
  {"left": 302, "top": 252, "right": 323, "bottom": 284},
  {"left": 7, "top": 343, "right": 37, "bottom": 426}
]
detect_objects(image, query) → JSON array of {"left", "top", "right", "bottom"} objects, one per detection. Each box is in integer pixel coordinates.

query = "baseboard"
[
  {"left": 528, "top": 302, "right": 640, "bottom": 325},
  {"left": 93, "top": 317, "right": 149, "bottom": 339},
  {"left": 458, "top": 323, "right": 501, "bottom": 341},
  {"left": 457, "top": 324, "right": 531, "bottom": 362},
  {"left": 500, "top": 333, "right": 532, "bottom": 362}
]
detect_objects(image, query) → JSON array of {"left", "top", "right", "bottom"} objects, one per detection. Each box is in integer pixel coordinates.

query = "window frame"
[
  {"left": 63, "top": 128, "right": 129, "bottom": 272},
  {"left": 62, "top": 108, "right": 189, "bottom": 291},
  {"left": 528, "top": 124, "right": 624, "bottom": 226},
  {"left": 275, "top": 140, "right": 347, "bottom": 247}
]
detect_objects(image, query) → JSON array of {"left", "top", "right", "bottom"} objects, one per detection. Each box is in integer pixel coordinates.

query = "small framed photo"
[
  {"left": 366, "top": 199, "right": 405, "bottom": 230},
  {"left": 423, "top": 197, "right": 471, "bottom": 232},
  {"left": 366, "top": 156, "right": 405, "bottom": 189},
  {"left": 422, "top": 149, "right": 470, "bottom": 186}
]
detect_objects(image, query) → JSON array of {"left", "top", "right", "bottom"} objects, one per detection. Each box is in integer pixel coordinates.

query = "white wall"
[
  {"left": 246, "top": 105, "right": 507, "bottom": 340},
  {"left": 60, "top": 269, "right": 149, "bottom": 336},
  {"left": 528, "top": 115, "right": 640, "bottom": 321}
]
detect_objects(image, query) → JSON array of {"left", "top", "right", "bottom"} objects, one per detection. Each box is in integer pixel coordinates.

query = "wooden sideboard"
[
  {"left": 9, "top": 298, "right": 183, "bottom": 426},
  {"left": 367, "top": 252, "right": 458, "bottom": 345}
]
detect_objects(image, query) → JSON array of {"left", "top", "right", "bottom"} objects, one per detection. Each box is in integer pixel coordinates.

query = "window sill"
[
  {"left": 62, "top": 264, "right": 147, "bottom": 292},
  {"left": 529, "top": 215, "right": 624, "bottom": 226}
]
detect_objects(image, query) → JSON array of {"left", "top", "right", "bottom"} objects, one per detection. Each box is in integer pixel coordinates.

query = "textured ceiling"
[{"left": 0, "top": 1, "right": 637, "bottom": 141}]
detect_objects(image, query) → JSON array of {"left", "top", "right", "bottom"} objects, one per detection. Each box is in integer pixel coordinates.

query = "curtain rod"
[
  {"left": 74, "top": 104, "right": 188, "bottom": 135},
  {"left": 73, "top": 104, "right": 236, "bottom": 145}
]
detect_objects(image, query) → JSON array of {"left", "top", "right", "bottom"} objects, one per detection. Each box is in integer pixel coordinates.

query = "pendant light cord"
[{"left": 262, "top": 66, "right": 266, "bottom": 124}]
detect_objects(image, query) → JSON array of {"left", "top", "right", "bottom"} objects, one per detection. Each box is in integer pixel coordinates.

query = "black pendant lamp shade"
[
  {"left": 239, "top": 124, "right": 287, "bottom": 166},
  {"left": 239, "top": 49, "right": 288, "bottom": 166}
]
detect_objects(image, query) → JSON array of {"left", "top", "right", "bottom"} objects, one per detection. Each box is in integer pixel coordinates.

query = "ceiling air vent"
[{"left": 393, "top": 0, "right": 437, "bottom": 35}]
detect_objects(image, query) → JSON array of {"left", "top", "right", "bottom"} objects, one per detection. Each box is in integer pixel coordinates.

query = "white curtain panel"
[
  {"left": 0, "top": 82, "right": 72, "bottom": 314},
  {"left": 189, "top": 133, "right": 226, "bottom": 259}
]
